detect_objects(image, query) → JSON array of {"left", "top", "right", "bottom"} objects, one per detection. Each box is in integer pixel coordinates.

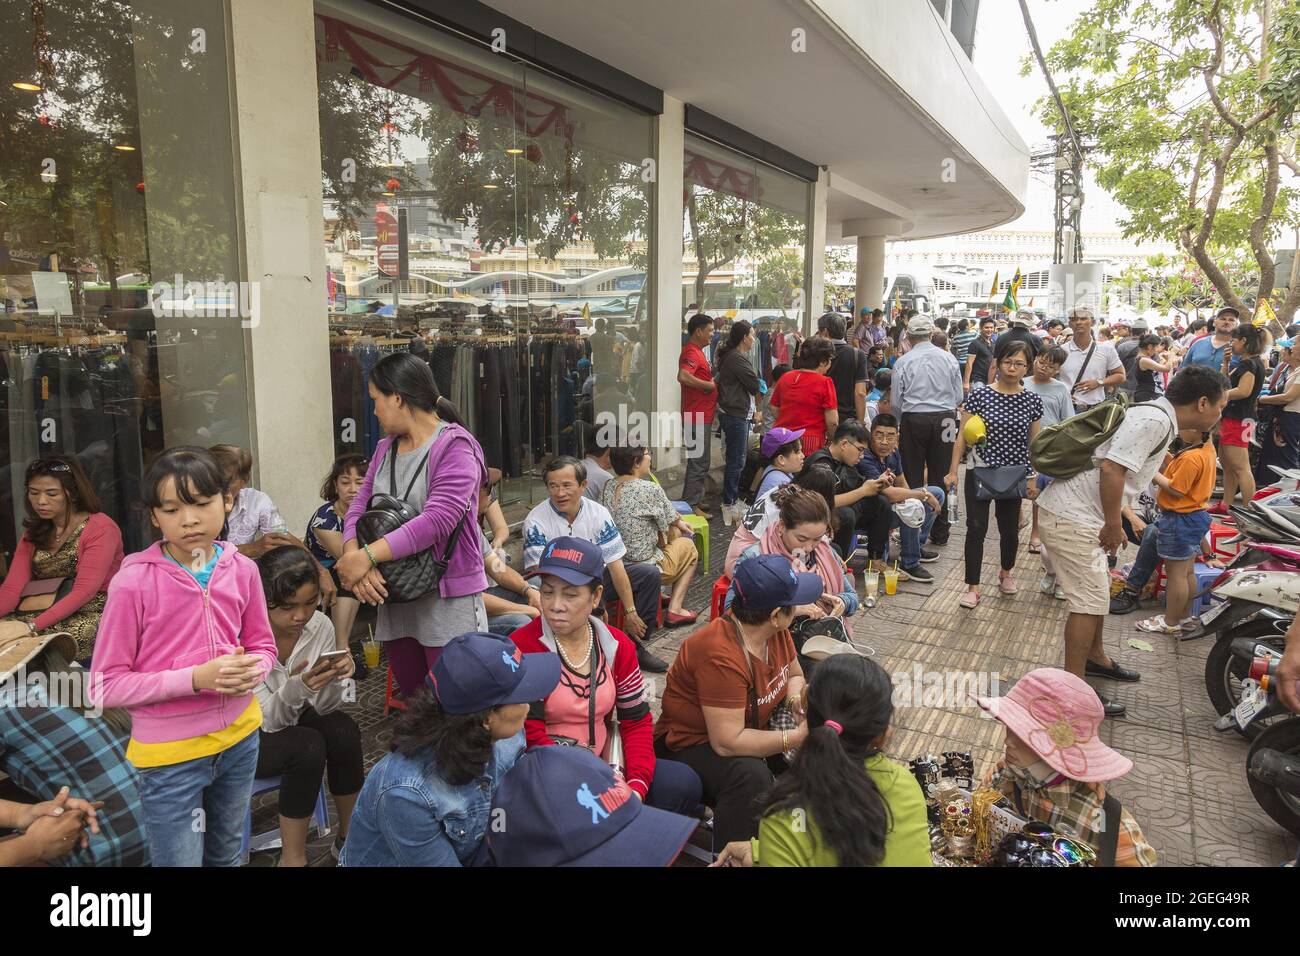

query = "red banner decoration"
[
  {"left": 683, "top": 149, "right": 763, "bottom": 202},
  {"left": 375, "top": 208, "right": 398, "bottom": 278}
]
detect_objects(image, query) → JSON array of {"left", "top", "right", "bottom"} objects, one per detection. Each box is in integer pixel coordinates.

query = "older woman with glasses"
[{"left": 0, "top": 457, "right": 124, "bottom": 661}]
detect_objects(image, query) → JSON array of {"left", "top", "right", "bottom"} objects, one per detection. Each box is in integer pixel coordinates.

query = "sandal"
[
  {"left": 959, "top": 590, "right": 981, "bottom": 610},
  {"left": 1135, "top": 615, "right": 1180, "bottom": 635},
  {"left": 1028, "top": 540, "right": 1044, "bottom": 554}
]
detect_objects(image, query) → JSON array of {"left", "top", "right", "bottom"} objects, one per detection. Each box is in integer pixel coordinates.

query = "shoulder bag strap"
[
  {"left": 1099, "top": 792, "right": 1122, "bottom": 867},
  {"left": 724, "top": 615, "right": 760, "bottom": 730},
  {"left": 1072, "top": 340, "right": 1098, "bottom": 390},
  {"left": 587, "top": 631, "right": 601, "bottom": 750}
]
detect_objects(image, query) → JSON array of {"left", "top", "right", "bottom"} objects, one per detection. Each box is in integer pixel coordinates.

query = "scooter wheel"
[
  {"left": 1246, "top": 718, "right": 1300, "bottom": 838},
  {"left": 1204, "top": 627, "right": 1288, "bottom": 740}
]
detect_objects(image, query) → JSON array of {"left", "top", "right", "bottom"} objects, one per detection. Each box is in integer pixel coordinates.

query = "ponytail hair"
[
  {"left": 369, "top": 351, "right": 463, "bottom": 426},
  {"left": 715, "top": 319, "right": 753, "bottom": 366},
  {"left": 761, "top": 654, "right": 895, "bottom": 866}
]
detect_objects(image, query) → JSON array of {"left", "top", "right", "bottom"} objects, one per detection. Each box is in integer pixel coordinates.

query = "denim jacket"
[{"left": 339, "top": 731, "right": 525, "bottom": 867}]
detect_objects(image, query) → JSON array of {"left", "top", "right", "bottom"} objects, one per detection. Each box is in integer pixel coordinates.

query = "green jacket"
[{"left": 754, "top": 753, "right": 933, "bottom": 867}]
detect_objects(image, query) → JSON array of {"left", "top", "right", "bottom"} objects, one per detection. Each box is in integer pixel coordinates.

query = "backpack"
[
  {"left": 1029, "top": 396, "right": 1172, "bottom": 480},
  {"left": 738, "top": 451, "right": 773, "bottom": 505}
]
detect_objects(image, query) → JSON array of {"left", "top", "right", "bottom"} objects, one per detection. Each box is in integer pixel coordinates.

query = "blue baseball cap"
[
  {"left": 536, "top": 536, "right": 605, "bottom": 586},
  {"left": 426, "top": 632, "right": 561, "bottom": 715},
  {"left": 732, "top": 554, "right": 823, "bottom": 610},
  {"left": 482, "top": 746, "right": 698, "bottom": 867}
]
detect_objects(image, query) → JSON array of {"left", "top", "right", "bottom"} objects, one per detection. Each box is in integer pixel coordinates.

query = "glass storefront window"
[
  {"left": 0, "top": 0, "right": 250, "bottom": 556},
  {"left": 315, "top": 1, "right": 654, "bottom": 520}
]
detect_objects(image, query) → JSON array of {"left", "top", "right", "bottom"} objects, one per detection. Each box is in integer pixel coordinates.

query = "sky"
[{"left": 969, "top": 0, "right": 1130, "bottom": 235}]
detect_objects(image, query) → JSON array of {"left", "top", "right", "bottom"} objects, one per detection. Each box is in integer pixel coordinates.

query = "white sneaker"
[{"left": 1039, "top": 574, "right": 1056, "bottom": 595}]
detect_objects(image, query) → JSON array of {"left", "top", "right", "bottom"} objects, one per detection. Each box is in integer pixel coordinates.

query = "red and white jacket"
[{"left": 510, "top": 615, "right": 656, "bottom": 799}]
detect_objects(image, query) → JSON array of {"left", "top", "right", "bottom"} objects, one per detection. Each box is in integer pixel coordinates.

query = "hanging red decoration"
[
  {"left": 525, "top": 143, "right": 542, "bottom": 164},
  {"left": 569, "top": 213, "right": 579, "bottom": 224},
  {"left": 37, "top": 113, "right": 50, "bottom": 126},
  {"left": 385, "top": 178, "right": 401, "bottom": 191},
  {"left": 135, "top": 182, "right": 145, "bottom": 193}
]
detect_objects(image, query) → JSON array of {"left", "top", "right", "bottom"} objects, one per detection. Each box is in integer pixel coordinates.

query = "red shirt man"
[{"left": 680, "top": 317, "right": 717, "bottom": 424}]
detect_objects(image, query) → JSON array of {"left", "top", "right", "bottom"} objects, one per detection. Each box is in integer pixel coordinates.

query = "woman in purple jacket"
[{"left": 335, "top": 354, "right": 489, "bottom": 698}]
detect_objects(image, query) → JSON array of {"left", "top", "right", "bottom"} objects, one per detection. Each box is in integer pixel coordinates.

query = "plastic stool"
[
  {"left": 384, "top": 664, "right": 407, "bottom": 716},
  {"left": 606, "top": 598, "right": 663, "bottom": 631},
  {"left": 241, "top": 776, "right": 330, "bottom": 863},
  {"left": 710, "top": 574, "right": 731, "bottom": 620},
  {"left": 679, "top": 513, "right": 710, "bottom": 569},
  {"left": 1207, "top": 522, "right": 1239, "bottom": 560}
]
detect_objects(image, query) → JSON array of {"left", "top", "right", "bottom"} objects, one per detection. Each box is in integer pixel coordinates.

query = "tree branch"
[{"left": 1249, "top": 139, "right": 1281, "bottom": 300}]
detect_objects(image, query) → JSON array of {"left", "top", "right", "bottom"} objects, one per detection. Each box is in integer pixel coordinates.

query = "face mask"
[{"left": 1005, "top": 756, "right": 1060, "bottom": 788}]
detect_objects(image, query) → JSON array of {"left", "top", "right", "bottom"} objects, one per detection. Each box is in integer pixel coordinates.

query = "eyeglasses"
[{"left": 1001, "top": 361, "right": 1028, "bottom": 369}]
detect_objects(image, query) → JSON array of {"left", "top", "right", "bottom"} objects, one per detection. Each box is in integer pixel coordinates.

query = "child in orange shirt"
[{"left": 1136, "top": 428, "right": 1217, "bottom": 635}]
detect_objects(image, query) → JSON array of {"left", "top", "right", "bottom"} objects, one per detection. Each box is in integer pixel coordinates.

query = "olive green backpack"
[{"left": 1029, "top": 395, "right": 1171, "bottom": 480}]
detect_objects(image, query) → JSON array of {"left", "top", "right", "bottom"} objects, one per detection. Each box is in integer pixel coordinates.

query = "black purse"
[
  {"left": 971, "top": 464, "right": 1030, "bottom": 501},
  {"left": 355, "top": 443, "right": 471, "bottom": 604}
]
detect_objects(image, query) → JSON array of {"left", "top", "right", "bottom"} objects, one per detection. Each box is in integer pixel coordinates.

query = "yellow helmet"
[{"left": 963, "top": 415, "right": 987, "bottom": 445}]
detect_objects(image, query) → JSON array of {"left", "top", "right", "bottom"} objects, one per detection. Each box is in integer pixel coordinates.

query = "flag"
[
  {"left": 1253, "top": 297, "right": 1277, "bottom": 328},
  {"left": 1002, "top": 268, "right": 1022, "bottom": 313},
  {"left": 986, "top": 271, "right": 999, "bottom": 303},
  {"left": 581, "top": 302, "right": 590, "bottom": 321}
]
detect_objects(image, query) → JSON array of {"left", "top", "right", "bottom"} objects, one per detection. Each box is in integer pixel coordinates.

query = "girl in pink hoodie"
[{"left": 90, "top": 447, "right": 278, "bottom": 867}]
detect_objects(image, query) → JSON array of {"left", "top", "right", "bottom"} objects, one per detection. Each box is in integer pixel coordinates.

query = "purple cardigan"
[{"left": 343, "top": 425, "right": 488, "bottom": 599}]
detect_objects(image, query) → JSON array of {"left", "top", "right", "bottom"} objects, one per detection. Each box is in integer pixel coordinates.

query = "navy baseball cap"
[
  {"left": 536, "top": 536, "right": 605, "bottom": 586},
  {"left": 426, "top": 632, "right": 561, "bottom": 715},
  {"left": 482, "top": 746, "right": 698, "bottom": 867},
  {"left": 732, "top": 554, "right": 823, "bottom": 610}
]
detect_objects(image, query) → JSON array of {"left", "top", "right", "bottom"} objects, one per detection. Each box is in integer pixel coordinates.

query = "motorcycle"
[{"left": 1232, "top": 646, "right": 1300, "bottom": 837}]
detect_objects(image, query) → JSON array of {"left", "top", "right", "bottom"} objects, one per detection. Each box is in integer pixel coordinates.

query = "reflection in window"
[{"left": 316, "top": 3, "right": 653, "bottom": 516}]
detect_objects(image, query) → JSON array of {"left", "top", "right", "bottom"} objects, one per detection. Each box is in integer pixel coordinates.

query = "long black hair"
[
  {"left": 22, "top": 456, "right": 102, "bottom": 550},
  {"left": 761, "top": 654, "right": 895, "bottom": 866},
  {"left": 369, "top": 352, "right": 463, "bottom": 426},
  {"left": 715, "top": 319, "right": 753, "bottom": 367},
  {"left": 391, "top": 688, "right": 498, "bottom": 786}
]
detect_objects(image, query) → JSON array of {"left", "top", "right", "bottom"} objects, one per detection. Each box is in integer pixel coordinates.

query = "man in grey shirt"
[
  {"left": 582, "top": 433, "right": 614, "bottom": 502},
  {"left": 891, "top": 314, "right": 964, "bottom": 545}
]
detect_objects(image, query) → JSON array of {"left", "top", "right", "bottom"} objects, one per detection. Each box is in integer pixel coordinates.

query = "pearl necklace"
[{"left": 556, "top": 623, "right": 593, "bottom": 671}]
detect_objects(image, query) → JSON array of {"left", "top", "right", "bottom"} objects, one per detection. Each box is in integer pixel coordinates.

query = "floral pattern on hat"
[{"left": 1025, "top": 696, "right": 1098, "bottom": 778}]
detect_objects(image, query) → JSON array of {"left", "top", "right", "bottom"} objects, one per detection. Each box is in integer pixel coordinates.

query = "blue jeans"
[
  {"left": 1124, "top": 522, "right": 1161, "bottom": 590},
  {"left": 885, "top": 486, "right": 945, "bottom": 568},
  {"left": 644, "top": 758, "right": 704, "bottom": 816},
  {"left": 718, "top": 412, "right": 751, "bottom": 505},
  {"left": 136, "top": 727, "right": 260, "bottom": 867}
]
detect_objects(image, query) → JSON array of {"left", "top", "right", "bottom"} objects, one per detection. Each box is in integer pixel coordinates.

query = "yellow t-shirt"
[{"left": 127, "top": 698, "right": 262, "bottom": 769}]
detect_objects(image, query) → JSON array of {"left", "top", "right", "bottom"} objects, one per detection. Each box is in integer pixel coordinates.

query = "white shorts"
[{"left": 1037, "top": 511, "right": 1110, "bottom": 616}]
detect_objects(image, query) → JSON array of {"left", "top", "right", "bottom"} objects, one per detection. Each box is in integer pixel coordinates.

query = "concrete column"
[
  {"left": 652, "top": 95, "right": 686, "bottom": 469},
  {"left": 229, "top": 0, "right": 334, "bottom": 521},
  {"left": 856, "top": 234, "right": 886, "bottom": 312},
  {"left": 806, "top": 167, "right": 829, "bottom": 333}
]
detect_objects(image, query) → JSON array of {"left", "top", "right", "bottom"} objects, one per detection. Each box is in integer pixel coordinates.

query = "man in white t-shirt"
[
  {"left": 1056, "top": 308, "right": 1125, "bottom": 412},
  {"left": 522, "top": 456, "right": 667, "bottom": 672},
  {"left": 1035, "top": 365, "right": 1228, "bottom": 717}
]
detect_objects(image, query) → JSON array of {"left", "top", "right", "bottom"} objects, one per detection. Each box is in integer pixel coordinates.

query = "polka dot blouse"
[{"left": 961, "top": 386, "right": 1044, "bottom": 468}]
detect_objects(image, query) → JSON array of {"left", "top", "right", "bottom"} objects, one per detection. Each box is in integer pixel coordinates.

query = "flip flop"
[{"left": 1027, "top": 541, "right": 1044, "bottom": 554}]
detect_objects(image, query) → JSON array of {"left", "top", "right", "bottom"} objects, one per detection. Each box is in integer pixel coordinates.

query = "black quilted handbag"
[{"left": 355, "top": 445, "right": 470, "bottom": 604}]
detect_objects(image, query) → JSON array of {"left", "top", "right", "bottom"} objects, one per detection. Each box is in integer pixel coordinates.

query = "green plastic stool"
[{"left": 679, "top": 513, "right": 710, "bottom": 570}]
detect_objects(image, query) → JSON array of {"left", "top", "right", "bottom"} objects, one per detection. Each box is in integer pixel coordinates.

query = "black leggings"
[
  {"left": 654, "top": 738, "right": 786, "bottom": 845},
  {"left": 963, "top": 471, "right": 1022, "bottom": 586},
  {"left": 255, "top": 708, "right": 364, "bottom": 819}
]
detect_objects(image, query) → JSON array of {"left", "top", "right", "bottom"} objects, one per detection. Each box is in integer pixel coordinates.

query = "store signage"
[{"left": 376, "top": 208, "right": 398, "bottom": 278}]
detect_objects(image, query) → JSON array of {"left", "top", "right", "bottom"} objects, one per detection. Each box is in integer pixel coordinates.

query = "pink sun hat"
[{"left": 976, "top": 668, "right": 1133, "bottom": 784}]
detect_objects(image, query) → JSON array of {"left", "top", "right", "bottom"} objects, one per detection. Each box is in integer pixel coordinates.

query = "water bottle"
[{"left": 948, "top": 484, "right": 959, "bottom": 523}]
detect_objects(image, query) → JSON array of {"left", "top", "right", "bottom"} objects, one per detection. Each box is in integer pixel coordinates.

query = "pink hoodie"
[{"left": 89, "top": 542, "right": 278, "bottom": 746}]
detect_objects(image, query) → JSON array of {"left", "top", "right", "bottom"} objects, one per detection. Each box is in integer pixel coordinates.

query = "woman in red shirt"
[
  {"left": 770, "top": 337, "right": 839, "bottom": 455},
  {"left": 509, "top": 535, "right": 701, "bottom": 815},
  {"left": 0, "top": 456, "right": 124, "bottom": 661}
]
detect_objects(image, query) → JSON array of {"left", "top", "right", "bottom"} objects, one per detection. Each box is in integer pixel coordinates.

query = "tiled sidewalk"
[{"left": 281, "top": 503, "right": 1296, "bottom": 867}]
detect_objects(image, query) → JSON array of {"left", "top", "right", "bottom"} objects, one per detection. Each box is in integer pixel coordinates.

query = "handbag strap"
[
  {"left": 587, "top": 628, "right": 602, "bottom": 750},
  {"left": 724, "top": 615, "right": 761, "bottom": 730},
  {"left": 387, "top": 442, "right": 433, "bottom": 504}
]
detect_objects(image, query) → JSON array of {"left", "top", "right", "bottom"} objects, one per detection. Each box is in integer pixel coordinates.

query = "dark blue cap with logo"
[
  {"left": 425, "top": 632, "right": 561, "bottom": 715},
  {"left": 482, "top": 746, "right": 698, "bottom": 867},
  {"left": 732, "top": 554, "right": 824, "bottom": 610},
  {"left": 536, "top": 535, "right": 605, "bottom": 586}
]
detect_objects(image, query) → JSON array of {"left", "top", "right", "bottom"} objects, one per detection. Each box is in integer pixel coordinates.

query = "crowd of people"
[{"left": 0, "top": 302, "right": 1298, "bottom": 868}]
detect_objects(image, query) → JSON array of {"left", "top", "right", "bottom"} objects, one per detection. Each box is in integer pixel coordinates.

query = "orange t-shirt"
[
  {"left": 654, "top": 616, "right": 798, "bottom": 752},
  {"left": 1156, "top": 442, "right": 1216, "bottom": 513}
]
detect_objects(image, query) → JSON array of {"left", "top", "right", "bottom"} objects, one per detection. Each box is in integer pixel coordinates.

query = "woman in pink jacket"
[
  {"left": 90, "top": 447, "right": 278, "bottom": 867},
  {"left": 0, "top": 456, "right": 124, "bottom": 661}
]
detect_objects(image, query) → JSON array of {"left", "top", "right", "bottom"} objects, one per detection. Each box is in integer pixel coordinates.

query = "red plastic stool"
[
  {"left": 710, "top": 574, "right": 732, "bottom": 621},
  {"left": 1207, "top": 522, "right": 1239, "bottom": 560},
  {"left": 384, "top": 664, "right": 406, "bottom": 716},
  {"left": 1151, "top": 561, "right": 1166, "bottom": 600}
]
